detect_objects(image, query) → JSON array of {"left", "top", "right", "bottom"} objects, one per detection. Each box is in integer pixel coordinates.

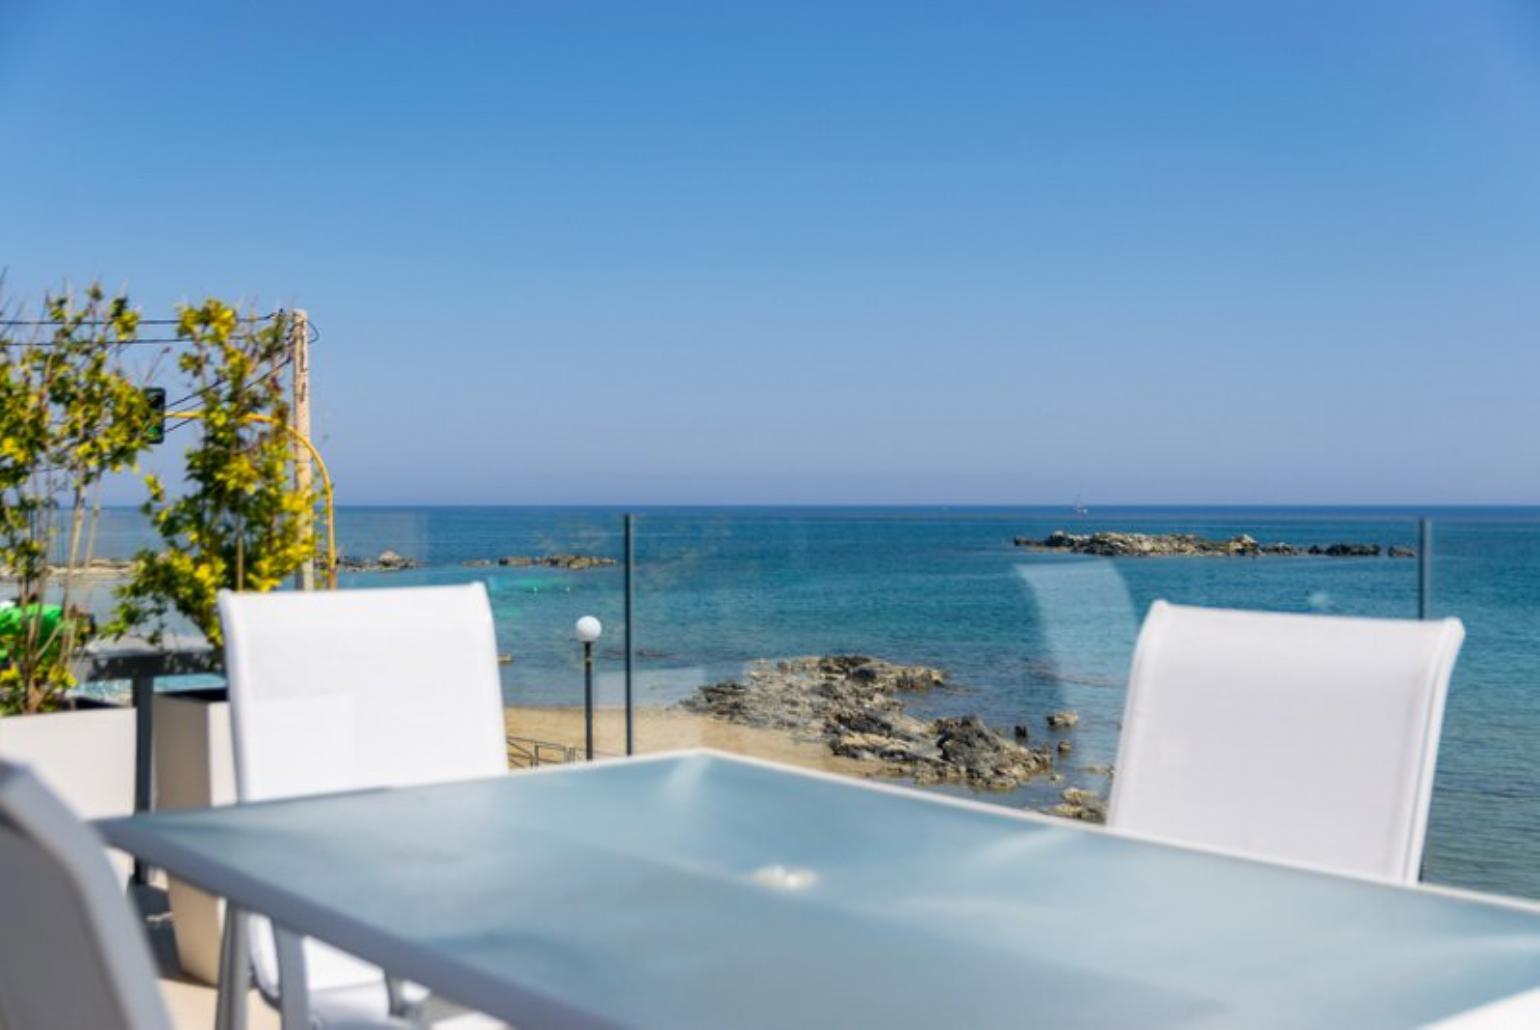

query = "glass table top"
[{"left": 100, "top": 751, "right": 1540, "bottom": 1027}]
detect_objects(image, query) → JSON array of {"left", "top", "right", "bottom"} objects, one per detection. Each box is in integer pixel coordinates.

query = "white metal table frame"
[{"left": 100, "top": 749, "right": 1540, "bottom": 1029}]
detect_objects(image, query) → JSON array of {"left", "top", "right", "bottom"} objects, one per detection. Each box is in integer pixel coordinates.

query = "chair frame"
[{"left": 0, "top": 761, "right": 173, "bottom": 1030}]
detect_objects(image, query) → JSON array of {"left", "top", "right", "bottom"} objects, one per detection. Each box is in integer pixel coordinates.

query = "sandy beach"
[{"left": 504, "top": 704, "right": 872, "bottom": 776}]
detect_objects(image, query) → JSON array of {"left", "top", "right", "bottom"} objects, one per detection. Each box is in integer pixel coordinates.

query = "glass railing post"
[
  {"left": 1418, "top": 518, "right": 1433, "bottom": 620},
  {"left": 624, "top": 512, "right": 636, "bottom": 755}
]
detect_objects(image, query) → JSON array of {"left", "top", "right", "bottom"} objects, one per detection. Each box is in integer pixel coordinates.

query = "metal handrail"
[
  {"left": 506, "top": 734, "right": 620, "bottom": 767},
  {"left": 505, "top": 735, "right": 576, "bottom": 767}
]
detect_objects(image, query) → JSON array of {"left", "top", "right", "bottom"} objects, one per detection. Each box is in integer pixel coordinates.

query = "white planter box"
[
  {"left": 153, "top": 689, "right": 237, "bottom": 985},
  {"left": 0, "top": 704, "right": 137, "bottom": 881}
]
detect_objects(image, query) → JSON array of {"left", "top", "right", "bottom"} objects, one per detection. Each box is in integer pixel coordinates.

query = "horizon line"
[{"left": 91, "top": 501, "right": 1540, "bottom": 511}]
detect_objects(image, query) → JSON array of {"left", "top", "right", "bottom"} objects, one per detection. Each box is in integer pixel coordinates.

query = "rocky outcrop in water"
[
  {"left": 30, "top": 558, "right": 137, "bottom": 577},
  {"left": 337, "top": 549, "right": 419, "bottom": 571},
  {"left": 495, "top": 554, "right": 616, "bottom": 570},
  {"left": 1015, "top": 531, "right": 1267, "bottom": 556},
  {"left": 1316, "top": 542, "right": 1381, "bottom": 557},
  {"left": 678, "top": 655, "right": 1054, "bottom": 790},
  {"left": 459, "top": 554, "right": 615, "bottom": 570},
  {"left": 1046, "top": 787, "right": 1107, "bottom": 823},
  {"left": 4, "top": 557, "right": 134, "bottom": 578},
  {"left": 343, "top": 551, "right": 620, "bottom": 572},
  {"left": 1015, "top": 530, "right": 1410, "bottom": 558}
]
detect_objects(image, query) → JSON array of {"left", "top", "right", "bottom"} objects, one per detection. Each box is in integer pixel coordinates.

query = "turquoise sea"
[{"left": 86, "top": 505, "right": 1540, "bottom": 901}]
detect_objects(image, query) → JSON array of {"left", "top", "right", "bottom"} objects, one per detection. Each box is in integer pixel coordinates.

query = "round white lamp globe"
[{"left": 575, "top": 616, "right": 603, "bottom": 644}]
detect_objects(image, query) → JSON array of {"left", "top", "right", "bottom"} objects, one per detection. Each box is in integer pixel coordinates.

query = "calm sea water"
[{"left": 84, "top": 505, "right": 1540, "bottom": 900}]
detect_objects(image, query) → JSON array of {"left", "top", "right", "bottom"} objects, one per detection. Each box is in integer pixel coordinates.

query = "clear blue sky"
[{"left": 4, "top": 1, "right": 1538, "bottom": 505}]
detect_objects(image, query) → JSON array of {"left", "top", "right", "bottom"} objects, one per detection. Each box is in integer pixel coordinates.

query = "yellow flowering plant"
[
  {"left": 0, "top": 285, "right": 159, "bottom": 714},
  {"left": 111, "top": 301, "right": 315, "bottom": 645}
]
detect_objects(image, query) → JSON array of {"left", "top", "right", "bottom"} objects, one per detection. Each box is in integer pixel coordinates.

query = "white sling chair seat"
[{"left": 1107, "top": 601, "right": 1464, "bottom": 883}]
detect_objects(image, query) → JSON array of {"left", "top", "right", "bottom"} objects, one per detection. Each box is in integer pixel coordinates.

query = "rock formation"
[
  {"left": 1317, "top": 542, "right": 1382, "bottom": 557},
  {"left": 1046, "top": 710, "right": 1080, "bottom": 730},
  {"left": 1015, "top": 531, "right": 1266, "bottom": 557},
  {"left": 678, "top": 655, "right": 1054, "bottom": 790},
  {"left": 337, "top": 549, "right": 419, "bottom": 571},
  {"left": 494, "top": 554, "right": 616, "bottom": 570},
  {"left": 1046, "top": 787, "right": 1107, "bottom": 823},
  {"left": 1015, "top": 530, "right": 1404, "bottom": 558}
]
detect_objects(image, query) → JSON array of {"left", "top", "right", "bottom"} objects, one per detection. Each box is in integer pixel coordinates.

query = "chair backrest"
[
  {"left": 218, "top": 583, "right": 508, "bottom": 802},
  {"left": 0, "top": 761, "right": 172, "bottom": 1030},
  {"left": 1107, "top": 601, "right": 1464, "bottom": 883},
  {"left": 218, "top": 582, "right": 508, "bottom": 996}
]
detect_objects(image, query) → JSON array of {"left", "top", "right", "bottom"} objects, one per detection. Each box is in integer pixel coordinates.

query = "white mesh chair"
[
  {"left": 1107, "top": 601, "right": 1465, "bottom": 883},
  {"left": 0, "top": 759, "right": 173, "bottom": 1030},
  {"left": 218, "top": 583, "right": 508, "bottom": 1028}
]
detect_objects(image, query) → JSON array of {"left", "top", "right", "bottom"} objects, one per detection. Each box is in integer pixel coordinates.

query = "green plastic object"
[{"left": 0, "top": 604, "right": 67, "bottom": 662}]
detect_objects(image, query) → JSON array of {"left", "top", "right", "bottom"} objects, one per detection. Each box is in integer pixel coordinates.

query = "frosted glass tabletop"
[{"left": 100, "top": 751, "right": 1540, "bottom": 1028}]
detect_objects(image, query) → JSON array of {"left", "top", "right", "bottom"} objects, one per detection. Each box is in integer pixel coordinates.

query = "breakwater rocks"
[
  {"left": 337, "top": 549, "right": 419, "bottom": 572},
  {"left": 36, "top": 558, "right": 136, "bottom": 577},
  {"left": 461, "top": 554, "right": 616, "bottom": 570},
  {"left": 339, "top": 551, "right": 616, "bottom": 572},
  {"left": 4, "top": 558, "right": 136, "bottom": 579},
  {"left": 1014, "top": 530, "right": 1414, "bottom": 558},
  {"left": 678, "top": 655, "right": 1055, "bottom": 790}
]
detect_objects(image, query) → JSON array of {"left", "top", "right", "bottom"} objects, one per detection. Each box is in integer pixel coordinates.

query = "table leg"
[
  {"left": 215, "top": 906, "right": 250, "bottom": 1030},
  {"left": 274, "top": 926, "right": 312, "bottom": 1030}
]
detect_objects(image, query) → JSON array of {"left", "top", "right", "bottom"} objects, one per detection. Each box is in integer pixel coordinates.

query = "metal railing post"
[
  {"left": 1418, "top": 519, "right": 1433, "bottom": 620},
  {"left": 624, "top": 513, "right": 635, "bottom": 756},
  {"left": 583, "top": 640, "right": 595, "bottom": 760}
]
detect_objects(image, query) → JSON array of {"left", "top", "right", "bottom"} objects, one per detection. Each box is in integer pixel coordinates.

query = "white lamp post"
[{"left": 575, "top": 617, "right": 602, "bottom": 759}]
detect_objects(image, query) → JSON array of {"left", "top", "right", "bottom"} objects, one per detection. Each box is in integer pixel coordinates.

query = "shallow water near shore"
[{"left": 79, "top": 504, "right": 1540, "bottom": 901}]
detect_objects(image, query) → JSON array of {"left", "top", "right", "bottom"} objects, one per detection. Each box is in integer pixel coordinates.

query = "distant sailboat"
[{"left": 1072, "top": 493, "right": 1089, "bottom": 516}]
